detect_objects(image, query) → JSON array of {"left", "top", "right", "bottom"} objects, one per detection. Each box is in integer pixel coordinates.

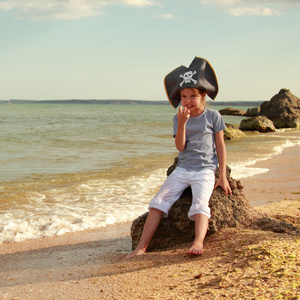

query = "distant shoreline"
[{"left": 0, "top": 99, "right": 264, "bottom": 106}]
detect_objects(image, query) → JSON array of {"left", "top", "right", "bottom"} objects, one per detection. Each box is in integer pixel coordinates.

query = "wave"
[
  {"left": 0, "top": 168, "right": 167, "bottom": 244},
  {"left": 230, "top": 139, "right": 298, "bottom": 179}
]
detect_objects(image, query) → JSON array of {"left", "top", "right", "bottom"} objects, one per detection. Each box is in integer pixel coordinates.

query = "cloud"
[
  {"left": 0, "top": 0, "right": 157, "bottom": 21},
  {"left": 229, "top": 6, "right": 280, "bottom": 16},
  {"left": 201, "top": 0, "right": 300, "bottom": 16},
  {"left": 119, "top": 0, "right": 155, "bottom": 6},
  {"left": 158, "top": 13, "right": 175, "bottom": 19},
  {"left": 2, "top": 0, "right": 298, "bottom": 20}
]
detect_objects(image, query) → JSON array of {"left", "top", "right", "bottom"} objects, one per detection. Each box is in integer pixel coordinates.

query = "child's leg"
[
  {"left": 187, "top": 169, "right": 214, "bottom": 255},
  {"left": 187, "top": 213, "right": 208, "bottom": 255},
  {"left": 126, "top": 169, "right": 189, "bottom": 259},
  {"left": 125, "top": 208, "right": 163, "bottom": 259}
]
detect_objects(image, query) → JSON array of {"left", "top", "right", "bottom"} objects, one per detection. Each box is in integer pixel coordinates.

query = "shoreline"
[
  {"left": 0, "top": 143, "right": 299, "bottom": 299},
  {"left": 241, "top": 142, "right": 300, "bottom": 207}
]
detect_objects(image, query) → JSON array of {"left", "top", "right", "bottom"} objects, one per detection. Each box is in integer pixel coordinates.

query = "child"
[{"left": 125, "top": 57, "right": 232, "bottom": 259}]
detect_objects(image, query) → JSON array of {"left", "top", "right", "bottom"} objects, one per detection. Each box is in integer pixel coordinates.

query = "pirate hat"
[{"left": 164, "top": 57, "right": 219, "bottom": 108}]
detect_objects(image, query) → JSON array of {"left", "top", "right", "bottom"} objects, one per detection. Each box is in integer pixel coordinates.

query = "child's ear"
[{"left": 201, "top": 91, "right": 207, "bottom": 99}]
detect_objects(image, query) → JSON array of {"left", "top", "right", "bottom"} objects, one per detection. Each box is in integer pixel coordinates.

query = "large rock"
[
  {"left": 260, "top": 89, "right": 300, "bottom": 128},
  {"left": 219, "top": 107, "right": 246, "bottom": 116},
  {"left": 130, "top": 161, "right": 260, "bottom": 251},
  {"left": 239, "top": 116, "right": 276, "bottom": 133},
  {"left": 130, "top": 159, "right": 300, "bottom": 251}
]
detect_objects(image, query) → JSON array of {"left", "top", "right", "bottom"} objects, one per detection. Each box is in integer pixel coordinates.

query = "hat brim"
[{"left": 164, "top": 57, "right": 219, "bottom": 108}]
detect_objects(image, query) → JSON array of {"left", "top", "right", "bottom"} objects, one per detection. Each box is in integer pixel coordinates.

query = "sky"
[{"left": 0, "top": 0, "right": 299, "bottom": 102}]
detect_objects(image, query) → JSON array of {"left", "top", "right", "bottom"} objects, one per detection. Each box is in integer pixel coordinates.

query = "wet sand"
[{"left": 242, "top": 143, "right": 300, "bottom": 206}]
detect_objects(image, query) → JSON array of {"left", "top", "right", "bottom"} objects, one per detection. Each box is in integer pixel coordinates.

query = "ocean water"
[{"left": 0, "top": 102, "right": 299, "bottom": 243}]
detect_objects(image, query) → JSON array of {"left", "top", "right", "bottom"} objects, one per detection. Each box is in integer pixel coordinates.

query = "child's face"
[{"left": 180, "top": 88, "right": 205, "bottom": 116}]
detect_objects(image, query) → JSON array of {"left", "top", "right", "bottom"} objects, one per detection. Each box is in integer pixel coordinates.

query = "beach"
[
  {"left": 241, "top": 141, "right": 300, "bottom": 206},
  {"left": 1, "top": 143, "right": 299, "bottom": 300},
  {"left": 3, "top": 101, "right": 288, "bottom": 245}
]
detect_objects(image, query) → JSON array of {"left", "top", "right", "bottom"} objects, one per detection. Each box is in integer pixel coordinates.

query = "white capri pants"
[{"left": 148, "top": 167, "right": 215, "bottom": 221}]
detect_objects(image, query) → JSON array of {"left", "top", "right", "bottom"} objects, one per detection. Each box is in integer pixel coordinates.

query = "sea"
[{"left": 1, "top": 101, "right": 299, "bottom": 244}]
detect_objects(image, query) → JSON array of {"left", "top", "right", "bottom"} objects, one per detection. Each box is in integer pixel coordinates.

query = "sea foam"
[
  {"left": 0, "top": 168, "right": 167, "bottom": 244},
  {"left": 230, "top": 139, "right": 298, "bottom": 179}
]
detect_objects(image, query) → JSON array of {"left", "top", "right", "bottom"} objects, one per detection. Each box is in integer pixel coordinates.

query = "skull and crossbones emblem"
[{"left": 179, "top": 70, "right": 197, "bottom": 87}]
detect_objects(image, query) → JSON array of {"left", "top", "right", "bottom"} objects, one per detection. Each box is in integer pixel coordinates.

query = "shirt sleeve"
[{"left": 213, "top": 110, "right": 226, "bottom": 133}]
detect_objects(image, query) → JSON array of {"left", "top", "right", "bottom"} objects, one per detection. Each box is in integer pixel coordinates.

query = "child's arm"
[
  {"left": 214, "top": 130, "right": 232, "bottom": 195},
  {"left": 175, "top": 106, "right": 190, "bottom": 152}
]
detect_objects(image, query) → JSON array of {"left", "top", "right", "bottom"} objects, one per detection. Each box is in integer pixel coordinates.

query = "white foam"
[
  {"left": 0, "top": 168, "right": 167, "bottom": 244},
  {"left": 230, "top": 139, "right": 298, "bottom": 179},
  {"left": 230, "top": 165, "right": 270, "bottom": 179},
  {"left": 273, "top": 139, "right": 296, "bottom": 154}
]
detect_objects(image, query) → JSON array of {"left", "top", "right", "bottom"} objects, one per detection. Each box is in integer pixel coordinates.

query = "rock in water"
[
  {"left": 219, "top": 107, "right": 246, "bottom": 116},
  {"left": 224, "top": 123, "right": 246, "bottom": 140},
  {"left": 246, "top": 107, "right": 260, "bottom": 117},
  {"left": 260, "top": 89, "right": 300, "bottom": 129},
  {"left": 239, "top": 116, "right": 276, "bottom": 133}
]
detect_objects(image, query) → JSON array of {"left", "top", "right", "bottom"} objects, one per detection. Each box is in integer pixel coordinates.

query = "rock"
[
  {"left": 130, "top": 162, "right": 260, "bottom": 251},
  {"left": 259, "top": 89, "right": 300, "bottom": 128},
  {"left": 219, "top": 107, "right": 246, "bottom": 116},
  {"left": 209, "top": 166, "right": 259, "bottom": 235},
  {"left": 239, "top": 116, "right": 276, "bottom": 133},
  {"left": 254, "top": 216, "right": 300, "bottom": 236},
  {"left": 246, "top": 107, "right": 260, "bottom": 117},
  {"left": 130, "top": 158, "right": 300, "bottom": 252},
  {"left": 224, "top": 123, "right": 246, "bottom": 140}
]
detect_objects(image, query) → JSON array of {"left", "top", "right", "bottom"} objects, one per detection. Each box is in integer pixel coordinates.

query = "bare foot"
[
  {"left": 125, "top": 248, "right": 146, "bottom": 260},
  {"left": 187, "top": 241, "right": 204, "bottom": 255}
]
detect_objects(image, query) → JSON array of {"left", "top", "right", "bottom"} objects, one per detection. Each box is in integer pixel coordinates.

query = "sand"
[
  {"left": 0, "top": 144, "right": 299, "bottom": 299},
  {"left": 241, "top": 142, "right": 300, "bottom": 207}
]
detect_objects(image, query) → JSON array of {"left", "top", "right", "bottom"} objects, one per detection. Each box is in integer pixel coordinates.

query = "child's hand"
[
  {"left": 177, "top": 106, "right": 190, "bottom": 124},
  {"left": 214, "top": 177, "right": 232, "bottom": 196}
]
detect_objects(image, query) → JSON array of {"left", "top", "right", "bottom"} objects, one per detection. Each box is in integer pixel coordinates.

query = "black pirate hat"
[{"left": 164, "top": 57, "right": 219, "bottom": 108}]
